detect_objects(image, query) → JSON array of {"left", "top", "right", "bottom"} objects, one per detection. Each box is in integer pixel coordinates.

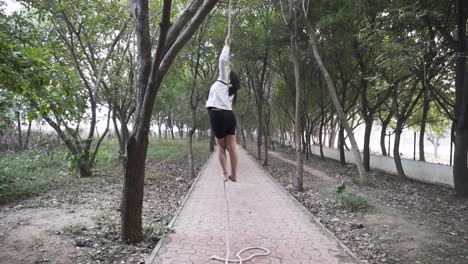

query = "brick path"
[{"left": 149, "top": 147, "right": 360, "bottom": 264}]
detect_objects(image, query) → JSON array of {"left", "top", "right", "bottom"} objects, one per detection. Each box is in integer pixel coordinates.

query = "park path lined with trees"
[{"left": 1, "top": 0, "right": 467, "bottom": 263}]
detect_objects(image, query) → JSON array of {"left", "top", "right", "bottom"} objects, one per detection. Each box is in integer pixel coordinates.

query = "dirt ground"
[
  {"left": 0, "top": 152, "right": 211, "bottom": 264},
  {"left": 247, "top": 145, "right": 468, "bottom": 264},
  {"left": 2, "top": 142, "right": 466, "bottom": 264}
]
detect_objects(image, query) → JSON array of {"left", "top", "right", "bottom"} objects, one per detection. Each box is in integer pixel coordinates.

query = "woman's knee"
[{"left": 226, "top": 143, "right": 237, "bottom": 153}]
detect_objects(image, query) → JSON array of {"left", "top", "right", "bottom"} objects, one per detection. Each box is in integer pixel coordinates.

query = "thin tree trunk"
[
  {"left": 121, "top": 116, "right": 129, "bottom": 154},
  {"left": 393, "top": 121, "right": 406, "bottom": 180},
  {"left": 419, "top": 94, "right": 430, "bottom": 161},
  {"left": 263, "top": 128, "right": 269, "bottom": 166},
  {"left": 304, "top": 17, "right": 368, "bottom": 185},
  {"left": 112, "top": 109, "right": 124, "bottom": 156},
  {"left": 363, "top": 115, "right": 373, "bottom": 171},
  {"left": 319, "top": 106, "right": 325, "bottom": 159},
  {"left": 328, "top": 115, "right": 335, "bottom": 148},
  {"left": 157, "top": 115, "right": 162, "bottom": 139},
  {"left": 256, "top": 122, "right": 262, "bottom": 160},
  {"left": 16, "top": 111, "right": 22, "bottom": 150},
  {"left": 188, "top": 129, "right": 195, "bottom": 177},
  {"left": 288, "top": 2, "right": 303, "bottom": 192},
  {"left": 380, "top": 111, "right": 393, "bottom": 156},
  {"left": 241, "top": 121, "right": 246, "bottom": 149},
  {"left": 339, "top": 124, "right": 346, "bottom": 164},
  {"left": 23, "top": 120, "right": 32, "bottom": 150}
]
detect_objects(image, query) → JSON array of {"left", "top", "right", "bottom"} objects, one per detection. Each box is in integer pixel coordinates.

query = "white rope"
[
  {"left": 211, "top": 179, "right": 270, "bottom": 263},
  {"left": 227, "top": 0, "right": 232, "bottom": 37},
  {"left": 212, "top": 3, "right": 270, "bottom": 261}
]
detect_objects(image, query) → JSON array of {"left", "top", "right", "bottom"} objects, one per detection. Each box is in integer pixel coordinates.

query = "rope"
[
  {"left": 211, "top": 3, "right": 270, "bottom": 261},
  {"left": 227, "top": 0, "right": 232, "bottom": 37},
  {"left": 228, "top": 0, "right": 232, "bottom": 37},
  {"left": 211, "top": 165, "right": 270, "bottom": 263}
]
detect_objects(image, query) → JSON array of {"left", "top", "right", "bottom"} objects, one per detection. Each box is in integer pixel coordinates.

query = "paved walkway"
[{"left": 149, "top": 148, "right": 360, "bottom": 264}]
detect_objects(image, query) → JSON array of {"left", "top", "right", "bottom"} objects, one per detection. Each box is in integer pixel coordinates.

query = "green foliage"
[
  {"left": 92, "top": 137, "right": 121, "bottom": 171},
  {"left": 0, "top": 137, "right": 208, "bottom": 205},
  {"left": 333, "top": 182, "right": 368, "bottom": 211},
  {"left": 0, "top": 9, "right": 86, "bottom": 125},
  {"left": 0, "top": 144, "right": 69, "bottom": 204},
  {"left": 335, "top": 190, "right": 369, "bottom": 212},
  {"left": 147, "top": 139, "right": 208, "bottom": 161}
]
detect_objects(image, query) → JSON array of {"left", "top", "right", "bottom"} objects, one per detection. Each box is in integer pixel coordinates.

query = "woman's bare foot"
[
  {"left": 228, "top": 174, "right": 237, "bottom": 182},
  {"left": 220, "top": 172, "right": 228, "bottom": 181}
]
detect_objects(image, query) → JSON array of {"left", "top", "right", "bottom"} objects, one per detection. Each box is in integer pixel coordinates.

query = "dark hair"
[{"left": 228, "top": 70, "right": 240, "bottom": 105}]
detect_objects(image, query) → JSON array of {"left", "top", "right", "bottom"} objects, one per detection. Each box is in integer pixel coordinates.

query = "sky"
[{"left": 2, "top": 0, "right": 22, "bottom": 15}]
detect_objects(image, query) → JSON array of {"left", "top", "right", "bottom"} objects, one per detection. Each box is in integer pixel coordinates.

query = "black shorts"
[{"left": 208, "top": 108, "right": 237, "bottom": 139}]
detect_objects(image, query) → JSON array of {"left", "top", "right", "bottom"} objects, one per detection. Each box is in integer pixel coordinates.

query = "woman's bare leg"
[
  {"left": 225, "top": 135, "right": 238, "bottom": 182},
  {"left": 216, "top": 138, "right": 228, "bottom": 180}
]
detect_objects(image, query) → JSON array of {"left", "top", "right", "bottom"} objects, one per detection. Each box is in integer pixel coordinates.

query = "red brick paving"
[{"left": 150, "top": 147, "right": 360, "bottom": 264}]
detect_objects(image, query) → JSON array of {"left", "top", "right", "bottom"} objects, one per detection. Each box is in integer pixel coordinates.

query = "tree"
[
  {"left": 15, "top": 0, "right": 130, "bottom": 177},
  {"left": 421, "top": 0, "right": 468, "bottom": 196},
  {"left": 302, "top": 5, "right": 368, "bottom": 186},
  {"left": 427, "top": 123, "right": 448, "bottom": 159},
  {"left": 286, "top": 0, "right": 304, "bottom": 192},
  {"left": 121, "top": 0, "right": 218, "bottom": 243},
  {"left": 105, "top": 32, "right": 137, "bottom": 157}
]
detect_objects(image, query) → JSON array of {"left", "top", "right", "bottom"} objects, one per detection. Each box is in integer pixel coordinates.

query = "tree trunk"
[
  {"left": 306, "top": 127, "right": 311, "bottom": 160},
  {"left": 198, "top": 129, "right": 203, "bottom": 140},
  {"left": 240, "top": 121, "right": 246, "bottom": 149},
  {"left": 121, "top": 117, "right": 129, "bottom": 155},
  {"left": 304, "top": 17, "right": 367, "bottom": 185},
  {"left": 121, "top": 0, "right": 218, "bottom": 243},
  {"left": 393, "top": 121, "right": 406, "bottom": 180},
  {"left": 113, "top": 110, "right": 130, "bottom": 157},
  {"left": 158, "top": 120, "right": 162, "bottom": 139},
  {"left": 363, "top": 115, "right": 373, "bottom": 171},
  {"left": 379, "top": 110, "right": 393, "bottom": 156},
  {"left": 263, "top": 128, "right": 269, "bottom": 166},
  {"left": 328, "top": 116, "right": 335, "bottom": 148},
  {"left": 16, "top": 110, "right": 22, "bottom": 150},
  {"left": 179, "top": 126, "right": 183, "bottom": 139},
  {"left": 257, "top": 123, "right": 262, "bottom": 160},
  {"left": 419, "top": 94, "right": 430, "bottom": 161},
  {"left": 319, "top": 107, "right": 325, "bottom": 159},
  {"left": 188, "top": 129, "right": 195, "bottom": 178},
  {"left": 452, "top": 0, "right": 468, "bottom": 197},
  {"left": 288, "top": 2, "right": 303, "bottom": 192},
  {"left": 78, "top": 157, "right": 92, "bottom": 178},
  {"left": 338, "top": 124, "right": 346, "bottom": 164},
  {"left": 121, "top": 136, "right": 147, "bottom": 243},
  {"left": 23, "top": 120, "right": 32, "bottom": 150},
  {"left": 112, "top": 110, "right": 124, "bottom": 155}
]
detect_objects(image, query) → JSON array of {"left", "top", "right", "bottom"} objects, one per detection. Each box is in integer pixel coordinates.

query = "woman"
[{"left": 206, "top": 36, "right": 240, "bottom": 182}]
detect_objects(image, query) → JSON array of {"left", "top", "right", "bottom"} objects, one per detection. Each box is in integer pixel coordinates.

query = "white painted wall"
[{"left": 310, "top": 146, "right": 454, "bottom": 188}]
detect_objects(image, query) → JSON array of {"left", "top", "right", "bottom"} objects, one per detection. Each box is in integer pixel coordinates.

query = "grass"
[
  {"left": 336, "top": 191, "right": 369, "bottom": 211},
  {"left": 147, "top": 138, "right": 209, "bottom": 161},
  {"left": 0, "top": 137, "right": 210, "bottom": 204},
  {"left": 332, "top": 182, "right": 369, "bottom": 212},
  {"left": 0, "top": 146, "right": 70, "bottom": 204}
]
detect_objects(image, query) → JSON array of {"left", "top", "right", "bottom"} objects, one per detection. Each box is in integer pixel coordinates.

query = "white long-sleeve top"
[{"left": 206, "top": 45, "right": 232, "bottom": 110}]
